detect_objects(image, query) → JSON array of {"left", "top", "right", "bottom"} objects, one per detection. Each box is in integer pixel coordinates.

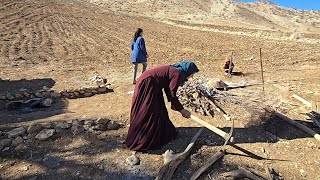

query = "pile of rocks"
[
  {"left": 0, "top": 84, "right": 113, "bottom": 101},
  {"left": 0, "top": 118, "right": 122, "bottom": 152},
  {"left": 59, "top": 85, "right": 113, "bottom": 99}
]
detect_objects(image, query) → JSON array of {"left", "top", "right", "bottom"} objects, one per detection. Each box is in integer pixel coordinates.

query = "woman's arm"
[{"left": 168, "top": 74, "right": 184, "bottom": 111}]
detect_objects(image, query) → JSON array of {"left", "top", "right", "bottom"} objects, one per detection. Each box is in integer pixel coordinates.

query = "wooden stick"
[
  {"left": 219, "top": 167, "right": 264, "bottom": 180},
  {"left": 265, "top": 165, "right": 274, "bottom": 180},
  {"left": 291, "top": 95, "right": 311, "bottom": 107},
  {"left": 273, "top": 111, "right": 320, "bottom": 141},
  {"left": 157, "top": 127, "right": 204, "bottom": 180},
  {"left": 219, "top": 170, "right": 245, "bottom": 179},
  {"left": 228, "top": 52, "right": 233, "bottom": 75},
  {"left": 190, "top": 115, "right": 230, "bottom": 140},
  {"left": 238, "top": 166, "right": 265, "bottom": 180},
  {"left": 311, "top": 101, "right": 317, "bottom": 111},
  {"left": 190, "top": 150, "right": 225, "bottom": 180},
  {"left": 259, "top": 48, "right": 265, "bottom": 94}
]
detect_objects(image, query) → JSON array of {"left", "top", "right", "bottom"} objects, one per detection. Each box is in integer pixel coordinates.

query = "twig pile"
[{"left": 177, "top": 79, "right": 214, "bottom": 116}]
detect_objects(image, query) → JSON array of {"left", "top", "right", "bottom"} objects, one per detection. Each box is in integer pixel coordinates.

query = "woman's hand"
[{"left": 180, "top": 109, "right": 191, "bottom": 119}]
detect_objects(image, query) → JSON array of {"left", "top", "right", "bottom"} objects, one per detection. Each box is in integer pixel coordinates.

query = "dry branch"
[
  {"left": 190, "top": 150, "right": 225, "bottom": 180},
  {"left": 157, "top": 127, "right": 204, "bottom": 180},
  {"left": 265, "top": 165, "right": 274, "bottom": 180}
]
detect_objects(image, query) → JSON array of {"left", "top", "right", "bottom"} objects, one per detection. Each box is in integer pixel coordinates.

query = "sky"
[{"left": 239, "top": 0, "right": 320, "bottom": 10}]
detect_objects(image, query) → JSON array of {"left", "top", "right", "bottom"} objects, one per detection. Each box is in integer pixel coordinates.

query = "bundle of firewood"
[{"left": 177, "top": 79, "right": 215, "bottom": 116}]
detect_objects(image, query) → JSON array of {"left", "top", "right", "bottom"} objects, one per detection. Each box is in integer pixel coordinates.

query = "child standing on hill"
[
  {"left": 131, "top": 28, "right": 148, "bottom": 84},
  {"left": 223, "top": 56, "right": 235, "bottom": 75}
]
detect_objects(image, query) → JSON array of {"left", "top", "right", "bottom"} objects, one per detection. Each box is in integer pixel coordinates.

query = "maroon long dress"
[{"left": 125, "top": 65, "right": 185, "bottom": 151}]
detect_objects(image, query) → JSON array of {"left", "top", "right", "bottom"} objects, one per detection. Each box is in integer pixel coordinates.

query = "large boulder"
[{"left": 7, "top": 127, "right": 26, "bottom": 138}]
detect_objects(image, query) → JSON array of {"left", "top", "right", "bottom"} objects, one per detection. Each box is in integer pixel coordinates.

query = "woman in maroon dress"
[{"left": 125, "top": 61, "right": 199, "bottom": 152}]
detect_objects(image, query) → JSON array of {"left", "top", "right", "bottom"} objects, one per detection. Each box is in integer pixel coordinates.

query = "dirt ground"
[{"left": 0, "top": 0, "right": 320, "bottom": 179}]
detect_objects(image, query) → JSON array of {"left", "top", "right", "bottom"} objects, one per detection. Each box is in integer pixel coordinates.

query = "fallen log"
[
  {"left": 157, "top": 127, "right": 204, "bottom": 180},
  {"left": 189, "top": 150, "right": 225, "bottom": 180},
  {"left": 273, "top": 111, "right": 320, "bottom": 141}
]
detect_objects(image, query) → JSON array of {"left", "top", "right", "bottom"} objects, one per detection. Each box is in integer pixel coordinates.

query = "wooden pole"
[
  {"left": 190, "top": 115, "right": 230, "bottom": 140},
  {"left": 291, "top": 94, "right": 312, "bottom": 107},
  {"left": 259, "top": 48, "right": 265, "bottom": 94},
  {"left": 273, "top": 111, "right": 320, "bottom": 141},
  {"left": 228, "top": 51, "right": 234, "bottom": 75}
]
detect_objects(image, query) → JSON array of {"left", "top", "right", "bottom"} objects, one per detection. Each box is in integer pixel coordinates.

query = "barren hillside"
[{"left": 88, "top": 0, "right": 320, "bottom": 33}]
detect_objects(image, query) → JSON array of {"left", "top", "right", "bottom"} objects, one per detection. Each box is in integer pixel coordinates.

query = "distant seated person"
[{"left": 223, "top": 56, "right": 235, "bottom": 75}]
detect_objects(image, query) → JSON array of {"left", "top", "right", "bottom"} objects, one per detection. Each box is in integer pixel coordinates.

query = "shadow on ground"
[
  {"left": 0, "top": 78, "right": 55, "bottom": 95},
  {"left": 0, "top": 113, "right": 318, "bottom": 180},
  {"left": 0, "top": 78, "right": 68, "bottom": 125},
  {"left": 0, "top": 119, "right": 154, "bottom": 180}
]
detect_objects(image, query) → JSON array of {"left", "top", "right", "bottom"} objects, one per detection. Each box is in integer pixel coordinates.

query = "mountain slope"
[{"left": 87, "top": 0, "right": 320, "bottom": 33}]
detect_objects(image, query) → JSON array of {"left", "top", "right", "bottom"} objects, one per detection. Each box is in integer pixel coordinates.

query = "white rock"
[
  {"left": 2, "top": 147, "right": 10, "bottom": 151},
  {"left": 7, "top": 127, "right": 26, "bottom": 138},
  {"left": 35, "top": 129, "right": 55, "bottom": 140},
  {"left": 96, "top": 118, "right": 110, "bottom": 125},
  {"left": 84, "top": 120, "right": 94, "bottom": 126},
  {"left": 126, "top": 154, "right": 140, "bottom": 166}
]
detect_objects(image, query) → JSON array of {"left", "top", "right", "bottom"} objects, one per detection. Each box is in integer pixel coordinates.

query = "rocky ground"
[{"left": 0, "top": 0, "right": 320, "bottom": 179}]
